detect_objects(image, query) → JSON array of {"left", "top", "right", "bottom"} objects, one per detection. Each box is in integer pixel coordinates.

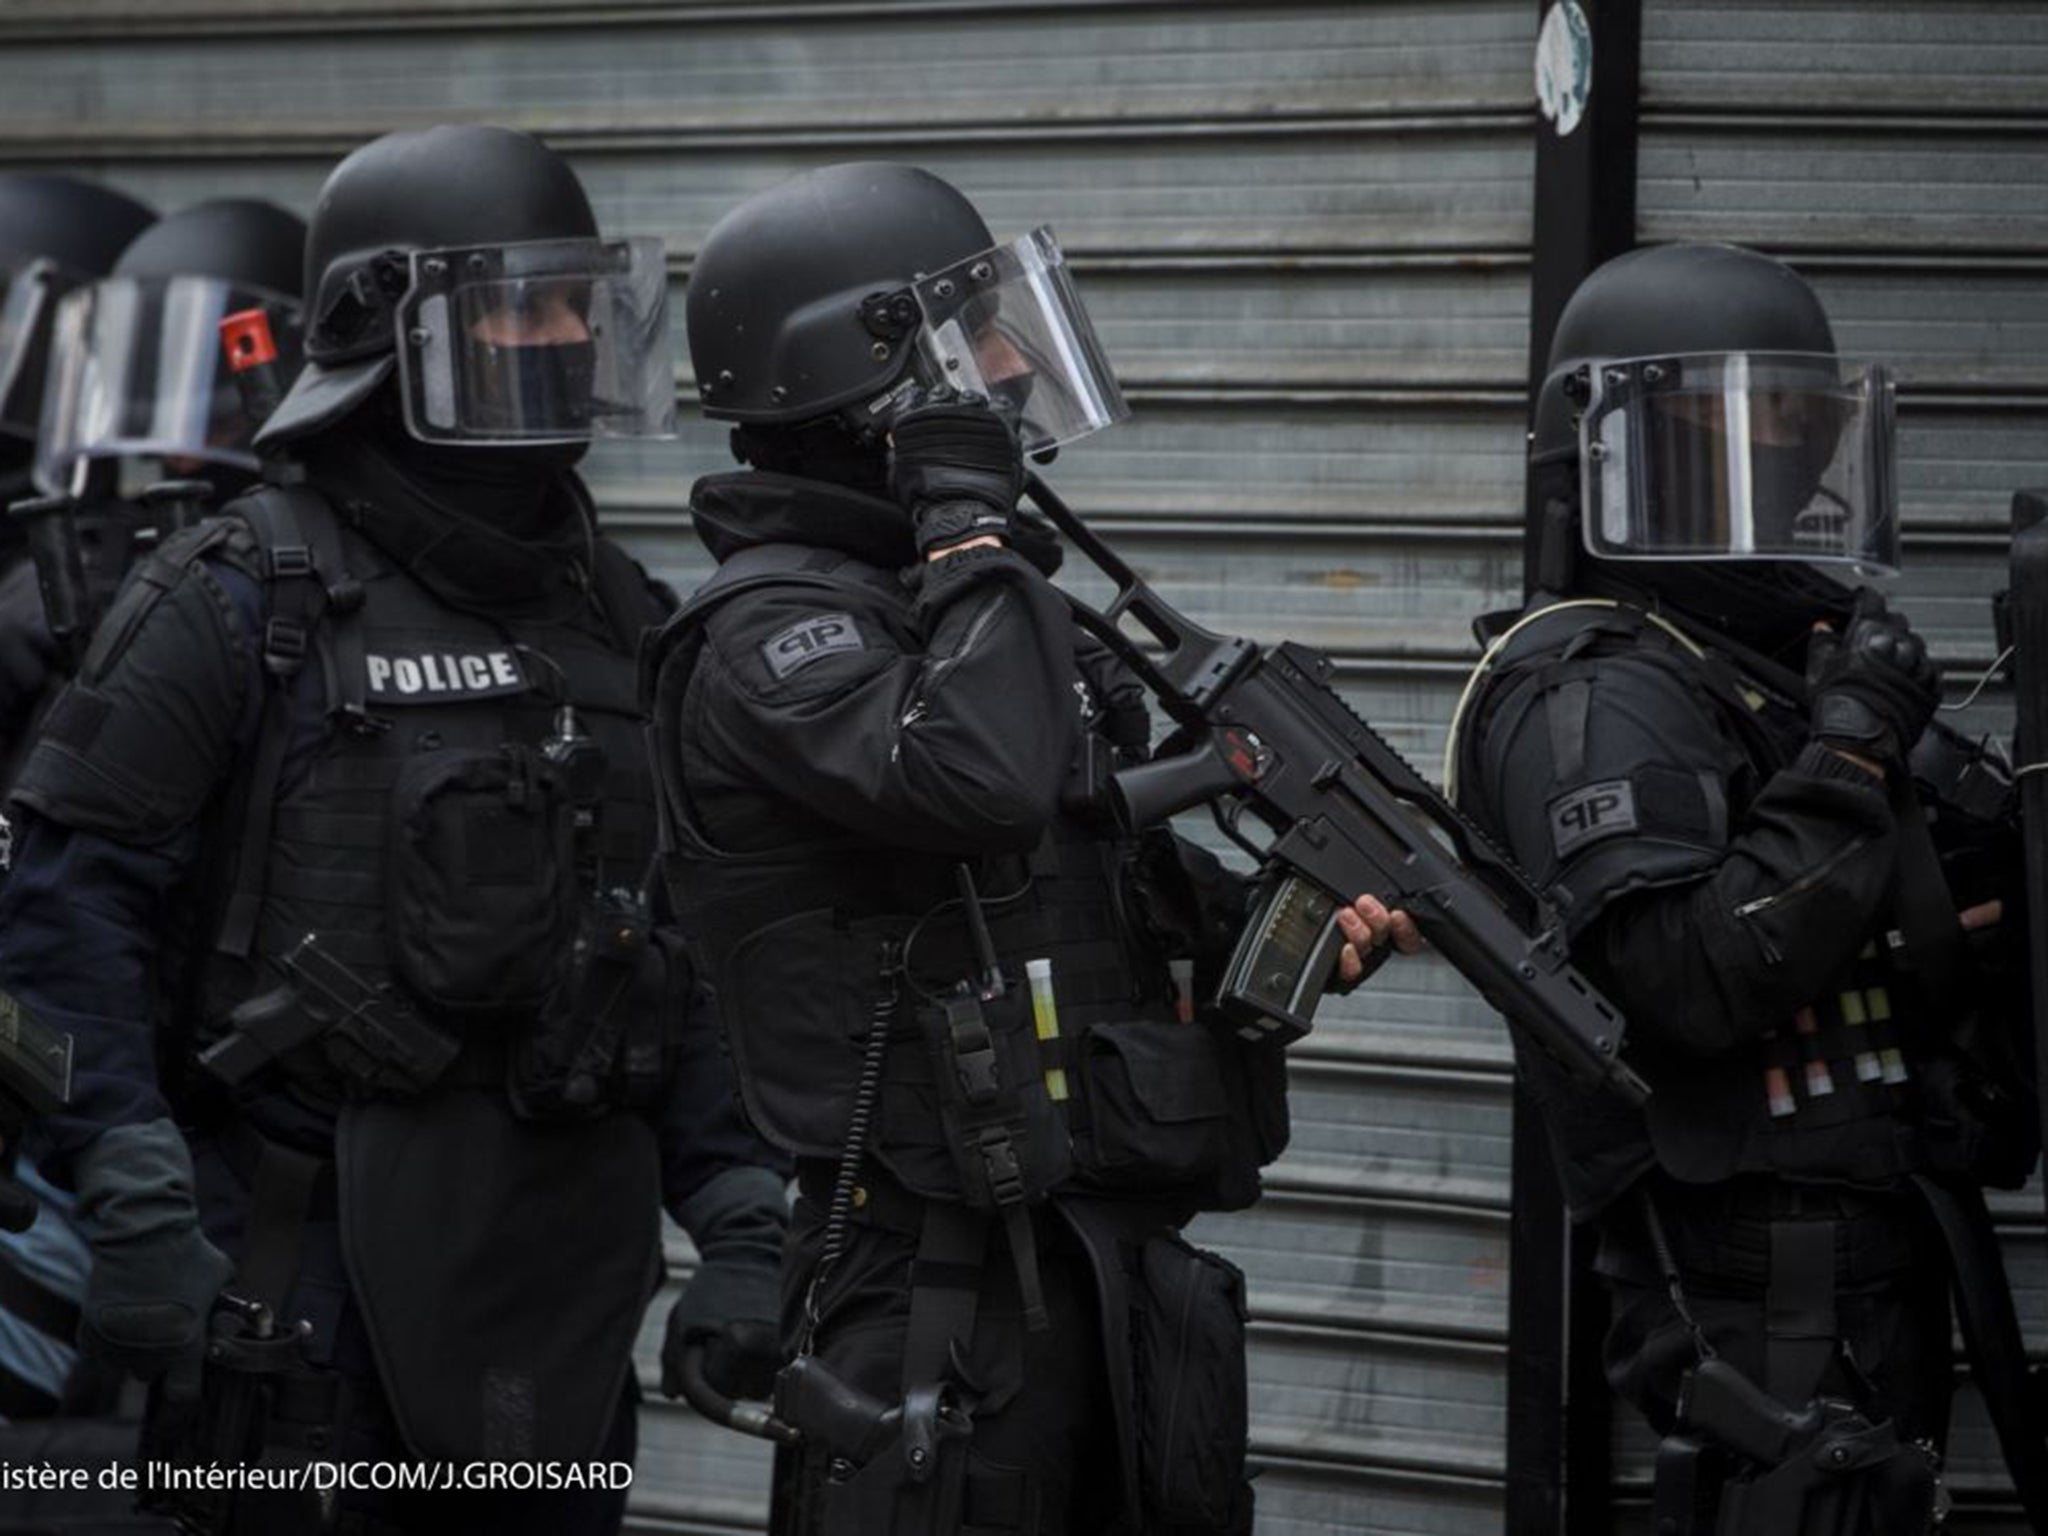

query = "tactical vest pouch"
[
  {"left": 387, "top": 745, "right": 576, "bottom": 1013},
  {"left": 1071, "top": 1021, "right": 1230, "bottom": 1192},
  {"left": 1130, "top": 1233, "right": 1252, "bottom": 1534},
  {"left": 509, "top": 891, "right": 682, "bottom": 1122},
  {"left": 717, "top": 909, "right": 904, "bottom": 1161},
  {"left": 916, "top": 985, "right": 1072, "bottom": 1211}
]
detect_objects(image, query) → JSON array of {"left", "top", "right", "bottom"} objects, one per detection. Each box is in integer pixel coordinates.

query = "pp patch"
[
  {"left": 761, "top": 612, "right": 862, "bottom": 680},
  {"left": 1549, "top": 779, "right": 1639, "bottom": 860}
]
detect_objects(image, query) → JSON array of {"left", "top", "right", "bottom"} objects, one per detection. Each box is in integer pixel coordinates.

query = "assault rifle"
[{"left": 1027, "top": 479, "right": 1648, "bottom": 1104}]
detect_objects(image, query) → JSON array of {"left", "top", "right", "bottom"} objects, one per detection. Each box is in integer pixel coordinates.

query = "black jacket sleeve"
[
  {"left": 655, "top": 965, "right": 791, "bottom": 1220},
  {"left": 1581, "top": 742, "right": 1900, "bottom": 1057},
  {"left": 690, "top": 545, "right": 1082, "bottom": 855},
  {"left": 1468, "top": 630, "right": 1905, "bottom": 1060},
  {"left": 0, "top": 553, "right": 266, "bottom": 1153}
]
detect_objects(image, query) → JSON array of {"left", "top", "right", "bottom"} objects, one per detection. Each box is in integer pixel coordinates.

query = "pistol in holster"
[
  {"left": 1654, "top": 1358, "right": 1943, "bottom": 1536},
  {"left": 772, "top": 1353, "right": 974, "bottom": 1536},
  {"left": 198, "top": 934, "right": 460, "bottom": 1098}
]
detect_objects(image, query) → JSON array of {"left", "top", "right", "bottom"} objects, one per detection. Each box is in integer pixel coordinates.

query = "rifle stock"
[{"left": 1028, "top": 478, "right": 1647, "bottom": 1104}]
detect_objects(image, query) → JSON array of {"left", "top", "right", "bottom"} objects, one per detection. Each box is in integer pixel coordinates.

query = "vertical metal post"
[
  {"left": 1508, "top": 3, "right": 1641, "bottom": 1535},
  {"left": 1522, "top": 0, "right": 1644, "bottom": 592}
]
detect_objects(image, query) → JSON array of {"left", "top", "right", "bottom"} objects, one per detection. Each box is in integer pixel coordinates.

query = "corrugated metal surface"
[
  {"left": 1638, "top": 4, "right": 2046, "bottom": 1527},
  {"left": 2, "top": 2, "right": 2033, "bottom": 1531},
  {"left": 0, "top": 3, "right": 1539, "bottom": 1533}
]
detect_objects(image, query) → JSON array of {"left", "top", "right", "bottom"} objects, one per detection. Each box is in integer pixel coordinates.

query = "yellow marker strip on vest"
[
  {"left": 1837, "top": 989, "right": 1883, "bottom": 1081},
  {"left": 1025, "top": 958, "right": 1069, "bottom": 1102}
]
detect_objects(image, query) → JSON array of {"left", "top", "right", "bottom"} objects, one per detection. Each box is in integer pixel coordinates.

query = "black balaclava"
[
  {"left": 729, "top": 415, "right": 890, "bottom": 501},
  {"left": 313, "top": 386, "right": 592, "bottom": 612}
]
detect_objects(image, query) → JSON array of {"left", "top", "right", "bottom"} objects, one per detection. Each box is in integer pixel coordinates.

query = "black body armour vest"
[
  {"left": 1453, "top": 601, "right": 1946, "bottom": 1210},
  {"left": 190, "top": 485, "right": 670, "bottom": 1118},
  {"left": 645, "top": 544, "right": 1278, "bottom": 1214}
]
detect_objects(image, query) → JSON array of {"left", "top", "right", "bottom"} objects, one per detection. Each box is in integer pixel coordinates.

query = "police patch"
[
  {"left": 365, "top": 648, "right": 529, "bottom": 703},
  {"left": 1549, "top": 779, "right": 1639, "bottom": 860},
  {"left": 761, "top": 612, "right": 863, "bottom": 680}
]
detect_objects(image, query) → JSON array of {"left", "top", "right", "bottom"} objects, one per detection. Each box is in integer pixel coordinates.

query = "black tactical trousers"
[
  {"left": 1599, "top": 1176, "right": 1952, "bottom": 1535},
  {"left": 192, "top": 1134, "right": 636, "bottom": 1536},
  {"left": 773, "top": 1177, "right": 1120, "bottom": 1536}
]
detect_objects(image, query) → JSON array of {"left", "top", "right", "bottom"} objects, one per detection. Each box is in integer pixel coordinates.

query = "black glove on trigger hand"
[
  {"left": 663, "top": 1165, "right": 789, "bottom": 1405},
  {"left": 74, "top": 1119, "right": 235, "bottom": 1414},
  {"left": 1807, "top": 588, "right": 1942, "bottom": 763},
  {"left": 888, "top": 388, "right": 1026, "bottom": 556}
]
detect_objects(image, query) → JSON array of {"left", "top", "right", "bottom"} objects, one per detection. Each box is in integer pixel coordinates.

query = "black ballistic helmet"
[
  {"left": 1533, "top": 241, "right": 1837, "bottom": 461},
  {"left": 688, "top": 162, "right": 993, "bottom": 425},
  {"left": 112, "top": 198, "right": 306, "bottom": 298},
  {"left": 0, "top": 175, "right": 156, "bottom": 440},
  {"left": 1532, "top": 243, "right": 1867, "bottom": 656},
  {"left": 32, "top": 199, "right": 308, "bottom": 487},
  {"left": 258, "top": 124, "right": 599, "bottom": 447},
  {"left": 0, "top": 173, "right": 156, "bottom": 279}
]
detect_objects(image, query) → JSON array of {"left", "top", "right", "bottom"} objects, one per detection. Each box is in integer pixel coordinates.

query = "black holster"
[
  {"left": 1654, "top": 1359, "right": 1941, "bottom": 1536},
  {"left": 772, "top": 1356, "right": 973, "bottom": 1536}
]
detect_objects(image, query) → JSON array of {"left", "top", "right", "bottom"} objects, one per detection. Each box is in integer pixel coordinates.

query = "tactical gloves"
[
  {"left": 1806, "top": 589, "right": 1942, "bottom": 763},
  {"left": 662, "top": 1165, "right": 789, "bottom": 1405},
  {"left": 73, "top": 1119, "right": 234, "bottom": 1405},
  {"left": 888, "top": 389, "right": 1026, "bottom": 558}
]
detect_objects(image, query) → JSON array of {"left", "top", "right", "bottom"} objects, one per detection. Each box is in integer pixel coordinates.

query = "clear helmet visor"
[
  {"left": 906, "top": 226, "right": 1128, "bottom": 454},
  {"left": 34, "top": 275, "right": 304, "bottom": 493},
  {"left": 395, "top": 236, "right": 676, "bottom": 444},
  {"left": 1581, "top": 352, "right": 1899, "bottom": 574},
  {"left": 0, "top": 258, "right": 94, "bottom": 441}
]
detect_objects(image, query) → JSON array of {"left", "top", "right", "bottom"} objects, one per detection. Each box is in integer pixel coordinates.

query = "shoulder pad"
[
  {"left": 1488, "top": 599, "right": 1688, "bottom": 671},
  {"left": 641, "top": 543, "right": 898, "bottom": 710},
  {"left": 1456, "top": 602, "right": 1747, "bottom": 935},
  {"left": 76, "top": 515, "right": 256, "bottom": 684},
  {"left": 12, "top": 547, "right": 252, "bottom": 844}
]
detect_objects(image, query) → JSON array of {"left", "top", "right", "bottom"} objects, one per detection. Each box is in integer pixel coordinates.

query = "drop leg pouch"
[{"left": 1130, "top": 1233, "right": 1253, "bottom": 1534}]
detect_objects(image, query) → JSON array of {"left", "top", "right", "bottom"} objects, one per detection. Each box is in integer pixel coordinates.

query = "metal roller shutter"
[{"left": 19, "top": 4, "right": 2035, "bottom": 1533}]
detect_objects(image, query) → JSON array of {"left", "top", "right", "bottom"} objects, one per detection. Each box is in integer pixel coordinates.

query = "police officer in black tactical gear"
[
  {"left": 644, "top": 161, "right": 1416, "bottom": 1536},
  {"left": 0, "top": 198, "right": 302, "bottom": 1488},
  {"left": 1449, "top": 242, "right": 2040, "bottom": 1534},
  {"left": 0, "top": 125, "right": 788, "bottom": 1536},
  {"left": 0, "top": 175, "right": 157, "bottom": 526},
  {"left": 0, "top": 173, "right": 158, "bottom": 786},
  {"left": 0, "top": 197, "right": 307, "bottom": 789}
]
